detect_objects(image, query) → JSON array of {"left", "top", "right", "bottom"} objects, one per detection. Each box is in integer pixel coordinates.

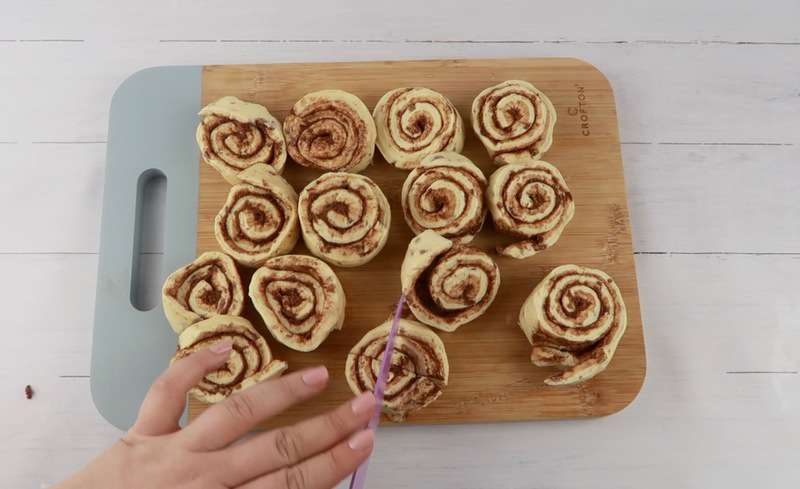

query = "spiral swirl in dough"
[
  {"left": 196, "top": 96, "right": 287, "bottom": 184},
  {"left": 401, "top": 152, "right": 486, "bottom": 244},
  {"left": 373, "top": 87, "right": 464, "bottom": 170},
  {"left": 298, "top": 173, "right": 391, "bottom": 267},
  {"left": 471, "top": 80, "right": 557, "bottom": 165},
  {"left": 284, "top": 90, "right": 376, "bottom": 173},
  {"left": 345, "top": 318, "right": 449, "bottom": 422},
  {"left": 519, "top": 264, "right": 627, "bottom": 386},
  {"left": 214, "top": 164, "right": 299, "bottom": 268},
  {"left": 249, "top": 255, "right": 346, "bottom": 352},
  {"left": 173, "top": 315, "right": 287, "bottom": 403},
  {"left": 487, "top": 161, "right": 574, "bottom": 259},
  {"left": 162, "top": 251, "right": 244, "bottom": 334},
  {"left": 401, "top": 230, "right": 500, "bottom": 332}
]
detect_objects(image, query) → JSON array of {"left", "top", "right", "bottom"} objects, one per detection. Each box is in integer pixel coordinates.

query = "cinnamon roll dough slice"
[
  {"left": 373, "top": 87, "right": 464, "bottom": 170},
  {"left": 214, "top": 164, "right": 299, "bottom": 268},
  {"left": 249, "top": 255, "right": 346, "bottom": 352},
  {"left": 401, "top": 151, "right": 486, "bottom": 244},
  {"left": 487, "top": 161, "right": 574, "bottom": 259},
  {"left": 401, "top": 230, "right": 500, "bottom": 332},
  {"left": 162, "top": 251, "right": 244, "bottom": 334},
  {"left": 519, "top": 264, "right": 627, "bottom": 386},
  {"left": 284, "top": 90, "right": 376, "bottom": 173},
  {"left": 346, "top": 319, "right": 449, "bottom": 422},
  {"left": 298, "top": 172, "right": 391, "bottom": 267},
  {"left": 173, "top": 315, "right": 288, "bottom": 403},
  {"left": 471, "top": 80, "right": 557, "bottom": 165},
  {"left": 196, "top": 96, "right": 287, "bottom": 184}
]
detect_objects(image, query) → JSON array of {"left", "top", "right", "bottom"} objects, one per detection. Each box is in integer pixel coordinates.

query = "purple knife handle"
[{"left": 348, "top": 294, "right": 406, "bottom": 489}]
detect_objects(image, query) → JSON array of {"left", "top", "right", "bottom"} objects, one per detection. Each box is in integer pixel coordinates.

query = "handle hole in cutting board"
[{"left": 130, "top": 170, "right": 167, "bottom": 311}]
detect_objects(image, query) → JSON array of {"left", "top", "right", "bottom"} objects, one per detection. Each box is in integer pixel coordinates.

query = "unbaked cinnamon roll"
[
  {"left": 373, "top": 87, "right": 464, "bottom": 170},
  {"left": 249, "top": 254, "right": 346, "bottom": 352},
  {"left": 487, "top": 161, "right": 574, "bottom": 259},
  {"left": 471, "top": 80, "right": 557, "bottom": 165},
  {"left": 519, "top": 264, "right": 627, "bottom": 386},
  {"left": 283, "top": 90, "right": 376, "bottom": 173},
  {"left": 173, "top": 315, "right": 287, "bottom": 403},
  {"left": 162, "top": 251, "right": 244, "bottom": 334},
  {"left": 214, "top": 164, "right": 299, "bottom": 268},
  {"left": 196, "top": 96, "right": 287, "bottom": 184},
  {"left": 298, "top": 172, "right": 391, "bottom": 267},
  {"left": 401, "top": 230, "right": 500, "bottom": 332},
  {"left": 345, "top": 318, "right": 449, "bottom": 422},
  {"left": 401, "top": 152, "right": 486, "bottom": 243}
]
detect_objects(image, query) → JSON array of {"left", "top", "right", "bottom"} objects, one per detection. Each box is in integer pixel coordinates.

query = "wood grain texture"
[{"left": 190, "top": 58, "right": 646, "bottom": 425}]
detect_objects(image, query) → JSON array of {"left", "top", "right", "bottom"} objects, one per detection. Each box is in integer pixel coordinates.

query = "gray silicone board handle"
[{"left": 91, "top": 66, "right": 202, "bottom": 430}]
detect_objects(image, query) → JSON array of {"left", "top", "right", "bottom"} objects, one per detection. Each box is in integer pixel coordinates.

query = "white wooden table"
[{"left": 2, "top": 1, "right": 799, "bottom": 487}]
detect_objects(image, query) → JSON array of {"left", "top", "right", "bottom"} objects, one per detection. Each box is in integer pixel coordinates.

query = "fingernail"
[
  {"left": 351, "top": 392, "right": 376, "bottom": 415},
  {"left": 301, "top": 366, "right": 329, "bottom": 387},
  {"left": 348, "top": 429, "right": 374, "bottom": 451},
  {"left": 209, "top": 341, "right": 232, "bottom": 354}
]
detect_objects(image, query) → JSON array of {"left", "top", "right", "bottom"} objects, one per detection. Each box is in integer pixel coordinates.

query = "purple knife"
[{"left": 348, "top": 294, "right": 406, "bottom": 489}]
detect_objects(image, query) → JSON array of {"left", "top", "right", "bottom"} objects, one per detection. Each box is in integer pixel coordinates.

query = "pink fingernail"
[
  {"left": 209, "top": 341, "right": 232, "bottom": 354},
  {"left": 301, "top": 366, "right": 329, "bottom": 387},
  {"left": 348, "top": 429, "right": 374, "bottom": 451},
  {"left": 351, "top": 392, "right": 376, "bottom": 415}
]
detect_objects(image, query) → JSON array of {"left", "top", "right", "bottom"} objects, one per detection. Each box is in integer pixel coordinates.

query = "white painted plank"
[
  {"left": 0, "top": 143, "right": 104, "bottom": 253},
  {"left": 2, "top": 254, "right": 798, "bottom": 487},
  {"left": 633, "top": 254, "right": 800, "bottom": 419},
  {"left": 2, "top": 42, "right": 799, "bottom": 144},
  {"left": 3, "top": 378, "right": 120, "bottom": 489},
  {"left": 625, "top": 144, "right": 800, "bottom": 253},
  {"left": 0, "top": 255, "right": 98, "bottom": 379},
  {"left": 2, "top": 1, "right": 799, "bottom": 42},
  {"left": 0, "top": 254, "right": 118, "bottom": 489}
]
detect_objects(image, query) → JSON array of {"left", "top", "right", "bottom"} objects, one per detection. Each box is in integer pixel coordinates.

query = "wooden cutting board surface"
[{"left": 191, "top": 58, "right": 646, "bottom": 426}]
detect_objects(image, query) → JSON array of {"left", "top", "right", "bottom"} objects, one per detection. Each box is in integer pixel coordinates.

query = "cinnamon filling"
[
  {"left": 256, "top": 265, "right": 331, "bottom": 341},
  {"left": 217, "top": 189, "right": 287, "bottom": 251},
  {"left": 202, "top": 117, "right": 279, "bottom": 165},
  {"left": 305, "top": 184, "right": 384, "bottom": 252},
  {"left": 411, "top": 247, "right": 496, "bottom": 322},
  {"left": 385, "top": 90, "right": 457, "bottom": 151},
  {"left": 285, "top": 100, "right": 367, "bottom": 170},
  {"left": 540, "top": 272, "right": 618, "bottom": 347},
  {"left": 498, "top": 167, "right": 572, "bottom": 238},
  {"left": 176, "top": 326, "right": 264, "bottom": 395},
  {"left": 404, "top": 166, "right": 486, "bottom": 238},
  {"left": 166, "top": 260, "right": 235, "bottom": 314}
]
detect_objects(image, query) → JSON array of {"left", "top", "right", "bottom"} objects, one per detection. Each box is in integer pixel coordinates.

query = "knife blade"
[{"left": 348, "top": 294, "right": 406, "bottom": 489}]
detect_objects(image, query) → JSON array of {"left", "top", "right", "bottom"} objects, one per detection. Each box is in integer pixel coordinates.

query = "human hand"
[{"left": 56, "top": 342, "right": 376, "bottom": 489}]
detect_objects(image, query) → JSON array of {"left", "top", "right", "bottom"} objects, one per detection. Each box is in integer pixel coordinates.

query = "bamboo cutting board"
[{"left": 191, "top": 58, "right": 646, "bottom": 426}]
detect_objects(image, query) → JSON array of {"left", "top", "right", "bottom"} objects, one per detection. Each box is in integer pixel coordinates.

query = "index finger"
[
  {"left": 132, "top": 342, "right": 232, "bottom": 437},
  {"left": 179, "top": 366, "right": 329, "bottom": 451}
]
